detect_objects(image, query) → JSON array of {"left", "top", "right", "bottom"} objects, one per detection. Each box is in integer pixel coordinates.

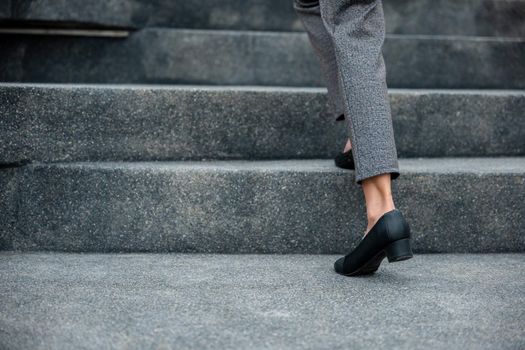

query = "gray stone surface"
[
  {"left": 0, "top": 166, "right": 18, "bottom": 250},
  {"left": 2, "top": 158, "right": 524, "bottom": 253},
  {"left": 383, "top": 0, "right": 525, "bottom": 37},
  {"left": 0, "top": 252, "right": 524, "bottom": 349},
  {"left": 1, "top": 84, "right": 524, "bottom": 164},
  {"left": 0, "top": 0, "right": 10, "bottom": 18},
  {"left": 1, "top": 0, "right": 524, "bottom": 37},
  {"left": 1, "top": 29, "right": 524, "bottom": 89}
]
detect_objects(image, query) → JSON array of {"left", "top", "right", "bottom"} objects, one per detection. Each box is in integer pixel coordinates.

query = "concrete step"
[
  {"left": 1, "top": 29, "right": 524, "bottom": 89},
  {"left": 0, "top": 251, "right": 523, "bottom": 349},
  {"left": 2, "top": 84, "right": 524, "bottom": 164},
  {"left": 1, "top": 158, "right": 524, "bottom": 253},
  {"left": 1, "top": 0, "right": 524, "bottom": 37}
]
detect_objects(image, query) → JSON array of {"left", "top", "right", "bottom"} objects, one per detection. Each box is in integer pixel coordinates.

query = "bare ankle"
[
  {"left": 368, "top": 202, "right": 395, "bottom": 219},
  {"left": 365, "top": 203, "right": 395, "bottom": 235},
  {"left": 343, "top": 138, "right": 352, "bottom": 152}
]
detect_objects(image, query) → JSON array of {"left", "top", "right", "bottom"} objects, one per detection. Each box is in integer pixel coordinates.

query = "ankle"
[
  {"left": 368, "top": 204, "right": 395, "bottom": 221},
  {"left": 365, "top": 203, "right": 395, "bottom": 233},
  {"left": 343, "top": 139, "right": 352, "bottom": 152}
]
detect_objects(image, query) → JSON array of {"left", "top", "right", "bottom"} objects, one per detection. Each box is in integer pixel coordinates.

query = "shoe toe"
[{"left": 334, "top": 256, "right": 345, "bottom": 273}]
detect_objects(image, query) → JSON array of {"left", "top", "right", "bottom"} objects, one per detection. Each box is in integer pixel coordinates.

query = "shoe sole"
[{"left": 336, "top": 238, "right": 413, "bottom": 276}]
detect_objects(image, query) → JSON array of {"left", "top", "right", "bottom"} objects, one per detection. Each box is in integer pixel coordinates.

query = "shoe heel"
[{"left": 386, "top": 238, "right": 413, "bottom": 263}]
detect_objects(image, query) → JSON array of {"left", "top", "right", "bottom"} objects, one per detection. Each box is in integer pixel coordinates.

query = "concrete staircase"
[
  {"left": 2, "top": 29, "right": 524, "bottom": 88},
  {"left": 1, "top": 252, "right": 524, "bottom": 349},
  {"left": 1, "top": 1, "right": 524, "bottom": 348}
]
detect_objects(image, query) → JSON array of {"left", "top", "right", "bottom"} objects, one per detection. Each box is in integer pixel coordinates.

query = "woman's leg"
[
  {"left": 295, "top": 0, "right": 401, "bottom": 236},
  {"left": 292, "top": 0, "right": 346, "bottom": 122},
  {"left": 317, "top": 0, "right": 400, "bottom": 232},
  {"left": 295, "top": 1, "right": 411, "bottom": 275},
  {"left": 317, "top": 0, "right": 400, "bottom": 184},
  {"left": 361, "top": 174, "right": 395, "bottom": 234}
]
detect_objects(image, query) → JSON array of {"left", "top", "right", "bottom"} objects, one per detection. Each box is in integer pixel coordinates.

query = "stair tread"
[
  {"left": 2, "top": 28, "right": 524, "bottom": 88},
  {"left": 33, "top": 157, "right": 525, "bottom": 174},
  {"left": 2, "top": 0, "right": 524, "bottom": 37},
  {"left": 4, "top": 81, "right": 525, "bottom": 94},
  {"left": 2, "top": 156, "right": 524, "bottom": 253},
  {"left": 0, "top": 251, "right": 523, "bottom": 349},
  {"left": 2, "top": 84, "right": 524, "bottom": 162}
]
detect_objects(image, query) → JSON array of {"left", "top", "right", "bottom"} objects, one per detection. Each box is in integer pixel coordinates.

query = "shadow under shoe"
[{"left": 334, "top": 208, "right": 413, "bottom": 276}]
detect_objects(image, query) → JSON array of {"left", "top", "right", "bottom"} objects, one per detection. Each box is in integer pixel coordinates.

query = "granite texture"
[
  {"left": 0, "top": 0, "right": 10, "bottom": 18},
  {"left": 0, "top": 252, "right": 524, "bottom": 349},
  {"left": 1, "top": 84, "right": 524, "bottom": 164},
  {"left": 2, "top": 158, "right": 524, "bottom": 253},
  {"left": 1, "top": 0, "right": 524, "bottom": 37},
  {"left": 0, "top": 166, "right": 18, "bottom": 250},
  {"left": 383, "top": 0, "right": 525, "bottom": 37},
  {"left": 1, "top": 29, "right": 524, "bottom": 89}
]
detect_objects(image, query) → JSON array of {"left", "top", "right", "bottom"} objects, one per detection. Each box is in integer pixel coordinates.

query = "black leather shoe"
[
  {"left": 334, "top": 149, "right": 355, "bottom": 170},
  {"left": 334, "top": 208, "right": 413, "bottom": 276}
]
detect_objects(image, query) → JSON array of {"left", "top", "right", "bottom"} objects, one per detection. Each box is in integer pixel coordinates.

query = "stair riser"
[
  {"left": 2, "top": 0, "right": 525, "bottom": 37},
  {"left": 1, "top": 85, "right": 524, "bottom": 163},
  {"left": 0, "top": 166, "right": 17, "bottom": 250},
  {"left": 2, "top": 30, "right": 524, "bottom": 89},
  {"left": 0, "top": 1, "right": 9, "bottom": 18},
  {"left": 1, "top": 161, "right": 524, "bottom": 253}
]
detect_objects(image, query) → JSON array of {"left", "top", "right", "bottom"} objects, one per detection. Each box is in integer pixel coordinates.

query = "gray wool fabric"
[{"left": 293, "top": 0, "right": 400, "bottom": 184}]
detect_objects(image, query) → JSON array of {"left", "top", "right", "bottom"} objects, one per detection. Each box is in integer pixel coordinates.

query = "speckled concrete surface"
[
  {"left": 1, "top": 84, "right": 524, "bottom": 163},
  {"left": 1, "top": 0, "right": 524, "bottom": 36},
  {"left": 1, "top": 158, "right": 524, "bottom": 253},
  {"left": 1, "top": 29, "right": 524, "bottom": 88},
  {"left": 0, "top": 252, "right": 523, "bottom": 349},
  {"left": 0, "top": 1, "right": 10, "bottom": 19}
]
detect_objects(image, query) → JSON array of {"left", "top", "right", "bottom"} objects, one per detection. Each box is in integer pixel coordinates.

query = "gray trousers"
[{"left": 293, "top": 0, "right": 400, "bottom": 185}]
